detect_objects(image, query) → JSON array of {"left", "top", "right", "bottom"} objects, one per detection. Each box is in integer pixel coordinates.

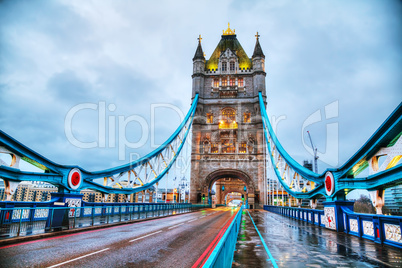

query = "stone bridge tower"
[{"left": 190, "top": 25, "right": 267, "bottom": 208}]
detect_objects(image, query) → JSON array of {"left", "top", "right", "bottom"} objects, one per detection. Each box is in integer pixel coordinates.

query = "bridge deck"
[
  {"left": 233, "top": 209, "right": 402, "bottom": 268},
  {"left": 0, "top": 207, "right": 236, "bottom": 267}
]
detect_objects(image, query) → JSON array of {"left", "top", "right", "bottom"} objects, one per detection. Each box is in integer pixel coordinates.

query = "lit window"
[
  {"left": 213, "top": 79, "right": 219, "bottom": 87},
  {"left": 202, "top": 140, "right": 211, "bottom": 153},
  {"left": 238, "top": 78, "right": 244, "bottom": 87},
  {"left": 219, "top": 108, "right": 238, "bottom": 129},
  {"left": 206, "top": 113, "right": 213, "bottom": 124},
  {"left": 222, "top": 78, "right": 227, "bottom": 87},
  {"left": 222, "top": 139, "right": 236, "bottom": 154},
  {"left": 239, "top": 142, "right": 247, "bottom": 153},
  {"left": 230, "top": 78, "right": 235, "bottom": 86},
  {"left": 243, "top": 112, "right": 251, "bottom": 123},
  {"left": 230, "top": 62, "right": 235, "bottom": 71},
  {"left": 211, "top": 143, "right": 219, "bottom": 154},
  {"left": 221, "top": 62, "right": 227, "bottom": 72}
]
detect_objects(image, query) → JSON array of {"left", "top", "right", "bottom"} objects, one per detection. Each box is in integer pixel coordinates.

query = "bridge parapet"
[
  {"left": 264, "top": 205, "right": 402, "bottom": 249},
  {"left": 0, "top": 200, "right": 210, "bottom": 239}
]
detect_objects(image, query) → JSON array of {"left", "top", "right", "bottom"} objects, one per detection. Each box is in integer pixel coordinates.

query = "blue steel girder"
[
  {"left": 0, "top": 94, "right": 199, "bottom": 196},
  {"left": 259, "top": 92, "right": 325, "bottom": 199},
  {"left": 259, "top": 92, "right": 402, "bottom": 200}
]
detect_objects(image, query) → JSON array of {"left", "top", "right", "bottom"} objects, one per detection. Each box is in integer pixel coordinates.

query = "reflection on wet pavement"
[{"left": 233, "top": 209, "right": 402, "bottom": 268}]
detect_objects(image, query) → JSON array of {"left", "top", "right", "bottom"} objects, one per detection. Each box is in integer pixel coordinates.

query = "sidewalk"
[{"left": 233, "top": 209, "right": 402, "bottom": 267}]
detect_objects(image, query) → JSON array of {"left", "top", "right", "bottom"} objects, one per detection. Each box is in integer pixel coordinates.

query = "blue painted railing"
[
  {"left": 203, "top": 207, "right": 242, "bottom": 268},
  {"left": 341, "top": 207, "right": 402, "bottom": 249},
  {"left": 264, "top": 205, "right": 402, "bottom": 249},
  {"left": 0, "top": 201, "right": 210, "bottom": 238},
  {"left": 264, "top": 205, "right": 325, "bottom": 227}
]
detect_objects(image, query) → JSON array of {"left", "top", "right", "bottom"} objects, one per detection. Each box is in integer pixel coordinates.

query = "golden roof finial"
[
  {"left": 198, "top": 34, "right": 202, "bottom": 43},
  {"left": 255, "top": 31, "right": 260, "bottom": 40},
  {"left": 223, "top": 22, "right": 235, "bottom": 36}
]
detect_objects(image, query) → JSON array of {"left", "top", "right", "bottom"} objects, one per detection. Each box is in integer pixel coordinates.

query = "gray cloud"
[{"left": 47, "top": 70, "right": 92, "bottom": 102}]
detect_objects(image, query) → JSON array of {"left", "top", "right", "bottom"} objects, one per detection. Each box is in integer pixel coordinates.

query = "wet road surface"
[
  {"left": 0, "top": 207, "right": 237, "bottom": 267},
  {"left": 233, "top": 209, "right": 402, "bottom": 268}
]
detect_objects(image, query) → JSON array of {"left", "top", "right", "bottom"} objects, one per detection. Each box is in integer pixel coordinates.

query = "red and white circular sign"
[
  {"left": 68, "top": 168, "right": 82, "bottom": 190},
  {"left": 325, "top": 171, "right": 335, "bottom": 196}
]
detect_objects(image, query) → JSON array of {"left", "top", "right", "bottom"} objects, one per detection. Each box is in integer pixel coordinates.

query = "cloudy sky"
[{"left": 1, "top": 0, "right": 401, "bottom": 193}]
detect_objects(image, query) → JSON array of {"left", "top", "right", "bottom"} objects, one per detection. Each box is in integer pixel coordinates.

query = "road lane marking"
[
  {"left": 199, "top": 216, "right": 205, "bottom": 219},
  {"left": 129, "top": 230, "right": 163, "bottom": 242},
  {"left": 47, "top": 248, "right": 110, "bottom": 268},
  {"left": 168, "top": 223, "right": 184, "bottom": 229},
  {"left": 247, "top": 210, "right": 278, "bottom": 268},
  {"left": 187, "top": 219, "right": 198, "bottom": 223},
  {"left": 0, "top": 215, "right": 181, "bottom": 250}
]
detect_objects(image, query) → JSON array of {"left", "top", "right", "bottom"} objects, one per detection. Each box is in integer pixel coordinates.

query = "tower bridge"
[
  {"left": 0, "top": 25, "right": 401, "bottom": 267},
  {"left": 190, "top": 26, "right": 267, "bottom": 209}
]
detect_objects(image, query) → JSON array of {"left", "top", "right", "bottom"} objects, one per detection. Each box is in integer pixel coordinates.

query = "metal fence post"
[
  {"left": 49, "top": 208, "right": 54, "bottom": 231},
  {"left": 92, "top": 207, "right": 95, "bottom": 226},
  {"left": 74, "top": 208, "right": 77, "bottom": 229},
  {"left": 17, "top": 208, "right": 23, "bottom": 237}
]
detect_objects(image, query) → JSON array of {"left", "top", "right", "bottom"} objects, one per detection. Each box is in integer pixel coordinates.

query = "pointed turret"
[
  {"left": 252, "top": 32, "right": 265, "bottom": 59},
  {"left": 192, "top": 35, "right": 206, "bottom": 98},
  {"left": 251, "top": 32, "right": 266, "bottom": 96},
  {"left": 193, "top": 36, "right": 205, "bottom": 61}
]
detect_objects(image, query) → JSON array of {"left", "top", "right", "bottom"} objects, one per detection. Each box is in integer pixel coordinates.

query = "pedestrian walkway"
[{"left": 233, "top": 209, "right": 402, "bottom": 267}]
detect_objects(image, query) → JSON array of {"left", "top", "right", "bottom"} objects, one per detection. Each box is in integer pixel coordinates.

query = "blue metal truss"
[
  {"left": 0, "top": 94, "right": 199, "bottom": 195},
  {"left": 259, "top": 92, "right": 402, "bottom": 200}
]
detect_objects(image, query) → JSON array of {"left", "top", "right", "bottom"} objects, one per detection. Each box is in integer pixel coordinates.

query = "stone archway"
[
  {"left": 224, "top": 191, "right": 243, "bottom": 205},
  {"left": 202, "top": 169, "right": 256, "bottom": 207},
  {"left": 205, "top": 169, "right": 255, "bottom": 189}
]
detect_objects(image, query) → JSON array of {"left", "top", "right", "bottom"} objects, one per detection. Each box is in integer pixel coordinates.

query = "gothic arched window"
[
  {"left": 221, "top": 62, "right": 227, "bottom": 72},
  {"left": 219, "top": 108, "right": 237, "bottom": 129},
  {"left": 229, "top": 62, "right": 235, "bottom": 71}
]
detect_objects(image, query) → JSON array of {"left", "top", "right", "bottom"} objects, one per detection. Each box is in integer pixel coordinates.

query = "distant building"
[
  {"left": 11, "top": 181, "right": 57, "bottom": 202},
  {"left": 0, "top": 180, "right": 5, "bottom": 201},
  {"left": 303, "top": 160, "right": 313, "bottom": 172},
  {"left": 302, "top": 160, "right": 325, "bottom": 209},
  {"left": 384, "top": 185, "right": 402, "bottom": 215},
  {"left": 0, "top": 180, "right": 130, "bottom": 203},
  {"left": 0, "top": 180, "right": 181, "bottom": 203}
]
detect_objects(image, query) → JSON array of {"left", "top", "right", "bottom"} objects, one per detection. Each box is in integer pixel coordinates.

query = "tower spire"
[
  {"left": 252, "top": 31, "right": 265, "bottom": 58},
  {"left": 193, "top": 34, "right": 205, "bottom": 61}
]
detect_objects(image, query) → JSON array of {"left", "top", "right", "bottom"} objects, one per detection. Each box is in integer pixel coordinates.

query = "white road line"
[
  {"left": 187, "top": 219, "right": 197, "bottom": 223},
  {"left": 168, "top": 223, "right": 184, "bottom": 229},
  {"left": 47, "top": 248, "right": 110, "bottom": 268},
  {"left": 199, "top": 216, "right": 205, "bottom": 219},
  {"left": 129, "top": 230, "right": 163, "bottom": 242}
]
